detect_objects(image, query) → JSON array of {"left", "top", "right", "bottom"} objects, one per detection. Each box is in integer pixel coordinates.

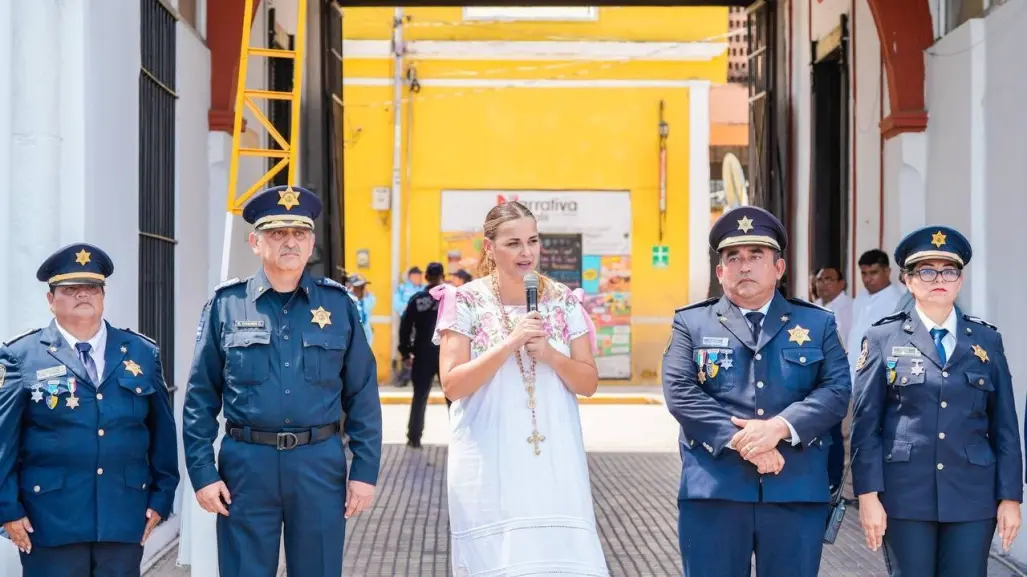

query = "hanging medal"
[
  {"left": 886, "top": 358, "right": 898, "bottom": 385},
  {"left": 719, "top": 350, "right": 734, "bottom": 370},
  {"left": 707, "top": 350, "right": 720, "bottom": 379},
  {"left": 696, "top": 350, "right": 707, "bottom": 384},
  {"left": 66, "top": 377, "right": 80, "bottom": 409},
  {"left": 46, "top": 381, "right": 60, "bottom": 410}
]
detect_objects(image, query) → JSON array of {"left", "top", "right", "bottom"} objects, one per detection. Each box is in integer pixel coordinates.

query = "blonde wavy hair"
[{"left": 477, "top": 201, "right": 554, "bottom": 298}]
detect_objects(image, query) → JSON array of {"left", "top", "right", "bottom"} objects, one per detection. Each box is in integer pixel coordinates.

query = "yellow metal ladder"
[{"left": 226, "top": 0, "right": 308, "bottom": 213}]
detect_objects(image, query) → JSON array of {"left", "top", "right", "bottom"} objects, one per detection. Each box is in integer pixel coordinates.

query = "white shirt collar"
[
  {"left": 55, "top": 320, "right": 107, "bottom": 353},
  {"left": 738, "top": 297, "right": 773, "bottom": 317},
  {"left": 914, "top": 305, "right": 958, "bottom": 334}
]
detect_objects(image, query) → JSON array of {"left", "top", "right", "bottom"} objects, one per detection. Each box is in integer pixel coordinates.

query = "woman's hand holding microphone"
[{"left": 505, "top": 312, "right": 551, "bottom": 362}]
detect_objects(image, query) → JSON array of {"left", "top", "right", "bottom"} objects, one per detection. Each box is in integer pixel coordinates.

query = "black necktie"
[
  {"left": 745, "top": 312, "right": 764, "bottom": 344},
  {"left": 75, "top": 342, "right": 100, "bottom": 384}
]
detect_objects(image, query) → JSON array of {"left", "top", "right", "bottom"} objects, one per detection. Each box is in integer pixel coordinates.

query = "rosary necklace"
[{"left": 490, "top": 273, "right": 546, "bottom": 456}]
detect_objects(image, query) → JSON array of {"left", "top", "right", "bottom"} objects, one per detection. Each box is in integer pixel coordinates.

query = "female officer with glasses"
[{"left": 850, "top": 226, "right": 1023, "bottom": 576}]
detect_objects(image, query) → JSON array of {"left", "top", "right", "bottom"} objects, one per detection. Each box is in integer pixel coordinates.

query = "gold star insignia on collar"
[
  {"left": 737, "top": 216, "right": 754, "bottom": 233},
  {"left": 278, "top": 187, "right": 300, "bottom": 211},
  {"left": 123, "top": 359, "right": 143, "bottom": 377},
  {"left": 311, "top": 306, "right": 332, "bottom": 329},
  {"left": 75, "top": 249, "right": 91, "bottom": 266},
  {"left": 972, "top": 344, "right": 989, "bottom": 363},
  {"left": 787, "top": 325, "right": 811, "bottom": 346},
  {"left": 931, "top": 231, "right": 947, "bottom": 248}
]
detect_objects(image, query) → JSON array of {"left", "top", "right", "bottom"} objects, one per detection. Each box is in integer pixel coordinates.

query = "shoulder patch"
[
  {"left": 213, "top": 277, "right": 246, "bottom": 293},
  {"left": 675, "top": 297, "right": 718, "bottom": 313},
  {"left": 3, "top": 327, "right": 41, "bottom": 347},
  {"left": 317, "top": 277, "right": 347, "bottom": 291},
  {"left": 123, "top": 328, "right": 157, "bottom": 346},
  {"left": 963, "top": 314, "right": 997, "bottom": 331},
  {"left": 787, "top": 297, "right": 832, "bottom": 313},
  {"left": 871, "top": 311, "right": 906, "bottom": 327},
  {"left": 855, "top": 338, "right": 869, "bottom": 372}
]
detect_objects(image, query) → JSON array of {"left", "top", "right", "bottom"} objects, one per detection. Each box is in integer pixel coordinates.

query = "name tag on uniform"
[
  {"left": 235, "top": 320, "right": 266, "bottom": 329},
  {"left": 891, "top": 346, "right": 921, "bottom": 357},
  {"left": 702, "top": 337, "right": 730, "bottom": 347},
  {"left": 36, "top": 365, "right": 67, "bottom": 380}
]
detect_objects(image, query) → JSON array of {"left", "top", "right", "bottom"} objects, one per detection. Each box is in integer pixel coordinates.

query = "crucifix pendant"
[{"left": 527, "top": 430, "right": 546, "bottom": 456}]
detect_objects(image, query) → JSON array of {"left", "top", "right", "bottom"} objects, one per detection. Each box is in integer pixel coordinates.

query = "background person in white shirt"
[
  {"left": 847, "top": 250, "right": 906, "bottom": 377},
  {"left": 814, "top": 267, "right": 853, "bottom": 345}
]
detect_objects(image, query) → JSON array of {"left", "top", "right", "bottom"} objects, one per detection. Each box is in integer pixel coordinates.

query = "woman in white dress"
[{"left": 432, "top": 201, "right": 610, "bottom": 577}]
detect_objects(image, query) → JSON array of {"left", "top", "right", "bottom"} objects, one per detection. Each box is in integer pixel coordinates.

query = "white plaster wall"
[
  {"left": 924, "top": 20, "right": 979, "bottom": 310},
  {"left": 169, "top": 18, "right": 213, "bottom": 562},
  {"left": 924, "top": 0, "right": 1027, "bottom": 561},
  {"left": 850, "top": 0, "right": 883, "bottom": 272},
  {"left": 83, "top": 0, "right": 143, "bottom": 329},
  {"left": 790, "top": 0, "right": 812, "bottom": 298}
]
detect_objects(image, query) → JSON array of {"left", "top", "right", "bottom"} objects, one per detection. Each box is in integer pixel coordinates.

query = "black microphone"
[{"left": 524, "top": 273, "right": 539, "bottom": 313}]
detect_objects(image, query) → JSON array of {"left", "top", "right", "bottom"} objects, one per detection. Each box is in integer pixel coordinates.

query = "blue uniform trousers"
[
  {"left": 216, "top": 434, "right": 348, "bottom": 577},
  {"left": 678, "top": 499, "right": 828, "bottom": 577},
  {"left": 882, "top": 517, "right": 996, "bottom": 577},
  {"left": 21, "top": 542, "right": 144, "bottom": 577}
]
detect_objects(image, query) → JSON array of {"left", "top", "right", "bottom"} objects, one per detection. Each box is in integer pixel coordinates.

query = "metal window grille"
[{"left": 139, "top": 0, "right": 178, "bottom": 394}]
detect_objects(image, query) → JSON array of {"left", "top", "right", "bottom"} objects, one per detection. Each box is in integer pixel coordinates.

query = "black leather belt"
[{"left": 226, "top": 422, "right": 340, "bottom": 451}]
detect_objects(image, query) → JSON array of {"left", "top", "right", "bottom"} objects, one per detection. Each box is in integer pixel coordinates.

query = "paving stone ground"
[{"left": 148, "top": 443, "right": 1023, "bottom": 576}]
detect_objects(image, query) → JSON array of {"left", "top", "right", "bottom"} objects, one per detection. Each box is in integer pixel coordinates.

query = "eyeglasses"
[
  {"left": 57, "top": 285, "right": 103, "bottom": 297},
  {"left": 911, "top": 268, "right": 962, "bottom": 283}
]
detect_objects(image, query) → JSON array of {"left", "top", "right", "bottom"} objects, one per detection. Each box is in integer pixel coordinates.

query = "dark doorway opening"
[{"left": 809, "top": 16, "right": 849, "bottom": 279}]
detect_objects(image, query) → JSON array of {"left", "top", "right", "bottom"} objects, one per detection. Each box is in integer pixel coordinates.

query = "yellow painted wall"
[{"left": 341, "top": 7, "right": 727, "bottom": 383}]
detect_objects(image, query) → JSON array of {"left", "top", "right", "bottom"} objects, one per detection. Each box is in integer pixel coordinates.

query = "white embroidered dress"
[{"left": 432, "top": 278, "right": 610, "bottom": 577}]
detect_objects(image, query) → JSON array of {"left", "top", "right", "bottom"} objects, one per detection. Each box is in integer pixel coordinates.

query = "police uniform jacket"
[
  {"left": 182, "top": 268, "right": 383, "bottom": 492},
  {"left": 0, "top": 321, "right": 179, "bottom": 547},
  {"left": 662, "top": 293, "right": 851, "bottom": 504},
  {"left": 850, "top": 309, "right": 1023, "bottom": 522},
  {"left": 398, "top": 285, "right": 441, "bottom": 361}
]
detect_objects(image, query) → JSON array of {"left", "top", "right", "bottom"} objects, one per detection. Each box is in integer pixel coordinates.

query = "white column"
[
  {"left": 966, "top": 19, "right": 988, "bottom": 318},
  {"left": 881, "top": 132, "right": 928, "bottom": 259},
  {"left": 8, "top": 0, "right": 63, "bottom": 334},
  {"left": 687, "top": 81, "right": 711, "bottom": 303},
  {"left": 791, "top": 0, "right": 812, "bottom": 299},
  {"left": 0, "top": 0, "right": 13, "bottom": 339}
]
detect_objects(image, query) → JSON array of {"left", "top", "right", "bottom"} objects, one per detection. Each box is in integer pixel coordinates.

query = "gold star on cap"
[
  {"left": 931, "top": 231, "right": 947, "bottom": 248},
  {"left": 278, "top": 187, "right": 300, "bottom": 211},
  {"left": 737, "top": 216, "right": 754, "bottom": 233},
  {"left": 123, "top": 360, "right": 143, "bottom": 377},
  {"left": 972, "top": 344, "right": 989, "bottom": 363},
  {"left": 311, "top": 306, "right": 332, "bottom": 329},
  {"left": 787, "top": 325, "right": 811, "bottom": 346},
  {"left": 75, "top": 249, "right": 91, "bottom": 266}
]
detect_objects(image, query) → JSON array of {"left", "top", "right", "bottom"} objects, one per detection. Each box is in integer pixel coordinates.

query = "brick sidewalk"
[{"left": 149, "top": 444, "right": 1021, "bottom": 576}]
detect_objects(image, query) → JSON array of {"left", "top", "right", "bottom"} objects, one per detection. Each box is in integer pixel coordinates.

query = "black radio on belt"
[
  {"left": 824, "top": 448, "right": 857, "bottom": 545},
  {"left": 226, "top": 422, "right": 340, "bottom": 451}
]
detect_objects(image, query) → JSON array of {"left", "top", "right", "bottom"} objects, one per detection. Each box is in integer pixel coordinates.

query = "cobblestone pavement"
[{"left": 148, "top": 443, "right": 1022, "bottom": 576}]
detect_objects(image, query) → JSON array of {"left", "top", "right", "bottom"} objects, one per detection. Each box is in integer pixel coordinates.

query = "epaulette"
[
  {"left": 316, "top": 277, "right": 347, "bottom": 291},
  {"left": 871, "top": 311, "right": 906, "bottom": 327},
  {"left": 788, "top": 297, "right": 833, "bottom": 313},
  {"left": 213, "top": 277, "right": 246, "bottom": 293},
  {"left": 963, "top": 314, "right": 997, "bottom": 331},
  {"left": 675, "top": 297, "right": 718, "bottom": 313},
  {"left": 123, "top": 328, "right": 157, "bottom": 346},
  {"left": 3, "top": 328, "right": 40, "bottom": 347}
]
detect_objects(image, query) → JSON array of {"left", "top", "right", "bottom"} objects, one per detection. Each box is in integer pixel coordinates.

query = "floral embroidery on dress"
[{"left": 450, "top": 278, "right": 590, "bottom": 356}]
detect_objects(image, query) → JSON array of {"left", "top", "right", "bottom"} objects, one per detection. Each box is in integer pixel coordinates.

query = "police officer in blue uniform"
[
  {"left": 0, "top": 244, "right": 179, "bottom": 577},
  {"left": 182, "top": 185, "right": 383, "bottom": 577},
  {"left": 662, "top": 206, "right": 851, "bottom": 577},
  {"left": 851, "top": 226, "right": 1022, "bottom": 576}
]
